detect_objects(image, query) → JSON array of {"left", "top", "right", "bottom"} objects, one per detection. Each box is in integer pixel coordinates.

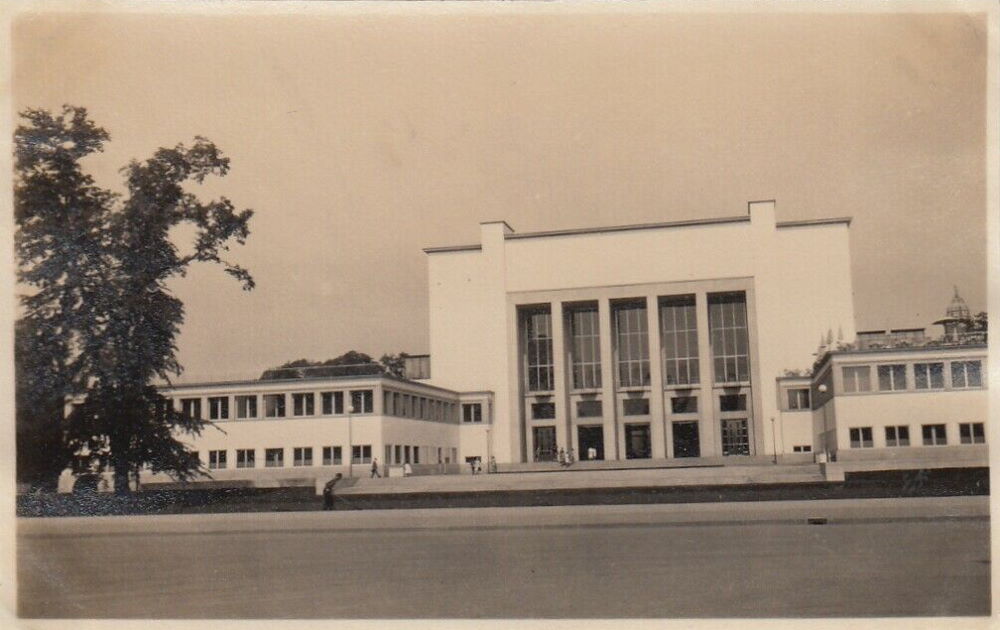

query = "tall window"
[
  {"left": 914, "top": 363, "right": 945, "bottom": 390},
  {"left": 235, "top": 395, "right": 257, "bottom": 419},
  {"left": 523, "top": 308, "right": 554, "bottom": 391},
  {"left": 660, "top": 295, "right": 699, "bottom": 386},
  {"left": 877, "top": 364, "right": 907, "bottom": 391},
  {"left": 614, "top": 301, "right": 650, "bottom": 388},
  {"left": 321, "top": 391, "right": 344, "bottom": 415},
  {"left": 208, "top": 397, "right": 229, "bottom": 420},
  {"left": 708, "top": 293, "right": 749, "bottom": 383},
  {"left": 350, "top": 390, "right": 373, "bottom": 414},
  {"left": 181, "top": 398, "right": 202, "bottom": 419},
  {"left": 842, "top": 366, "right": 872, "bottom": 393},
  {"left": 264, "top": 394, "right": 285, "bottom": 418},
  {"left": 462, "top": 403, "right": 483, "bottom": 423},
  {"left": 951, "top": 361, "right": 983, "bottom": 388},
  {"left": 569, "top": 305, "right": 602, "bottom": 389},
  {"left": 292, "top": 393, "right": 315, "bottom": 416}
]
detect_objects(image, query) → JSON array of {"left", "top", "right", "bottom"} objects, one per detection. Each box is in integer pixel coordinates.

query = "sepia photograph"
[{"left": 5, "top": 0, "right": 997, "bottom": 622}]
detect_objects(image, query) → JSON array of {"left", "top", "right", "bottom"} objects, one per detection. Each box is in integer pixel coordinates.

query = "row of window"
[
  {"left": 382, "top": 390, "right": 458, "bottom": 423},
  {"left": 841, "top": 360, "right": 983, "bottom": 394},
  {"left": 385, "top": 444, "right": 458, "bottom": 465},
  {"left": 848, "top": 422, "right": 985, "bottom": 448},
  {"left": 527, "top": 393, "right": 747, "bottom": 420},
  {"left": 521, "top": 291, "right": 751, "bottom": 394},
  {"left": 203, "top": 445, "right": 371, "bottom": 469},
  {"left": 178, "top": 390, "right": 375, "bottom": 421}
]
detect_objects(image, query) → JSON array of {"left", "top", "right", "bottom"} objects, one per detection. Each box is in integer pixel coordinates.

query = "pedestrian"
[
  {"left": 475, "top": 458, "right": 482, "bottom": 475},
  {"left": 403, "top": 461, "right": 413, "bottom": 477},
  {"left": 370, "top": 458, "right": 381, "bottom": 478},
  {"left": 469, "top": 459, "right": 477, "bottom": 475},
  {"left": 489, "top": 455, "right": 497, "bottom": 474},
  {"left": 588, "top": 446, "right": 597, "bottom": 461},
  {"left": 567, "top": 448, "right": 575, "bottom": 465},
  {"left": 322, "top": 473, "right": 343, "bottom": 511}
]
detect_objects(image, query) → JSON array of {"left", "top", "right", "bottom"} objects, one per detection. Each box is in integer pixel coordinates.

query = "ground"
[{"left": 17, "top": 497, "right": 990, "bottom": 618}]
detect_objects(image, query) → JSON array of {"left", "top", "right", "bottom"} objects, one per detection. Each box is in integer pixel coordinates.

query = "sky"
[{"left": 11, "top": 6, "right": 989, "bottom": 382}]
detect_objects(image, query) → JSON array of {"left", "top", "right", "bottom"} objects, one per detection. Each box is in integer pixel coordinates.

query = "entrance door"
[
  {"left": 577, "top": 425, "right": 605, "bottom": 460},
  {"left": 672, "top": 421, "right": 700, "bottom": 458},
  {"left": 625, "top": 424, "right": 651, "bottom": 459},
  {"left": 532, "top": 426, "right": 557, "bottom": 461},
  {"left": 721, "top": 418, "right": 750, "bottom": 456}
]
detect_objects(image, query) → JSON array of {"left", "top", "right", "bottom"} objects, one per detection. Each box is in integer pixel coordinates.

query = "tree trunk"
[{"left": 112, "top": 453, "right": 131, "bottom": 495}]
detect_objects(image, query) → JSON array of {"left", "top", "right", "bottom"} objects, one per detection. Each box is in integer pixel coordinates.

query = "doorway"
[
  {"left": 721, "top": 418, "right": 750, "bottom": 456},
  {"left": 577, "top": 425, "right": 605, "bottom": 460},
  {"left": 672, "top": 421, "right": 700, "bottom": 458},
  {"left": 624, "top": 423, "right": 651, "bottom": 459},
  {"left": 532, "top": 426, "right": 557, "bottom": 461}
]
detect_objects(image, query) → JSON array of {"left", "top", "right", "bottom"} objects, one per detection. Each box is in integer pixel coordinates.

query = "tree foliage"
[{"left": 260, "top": 350, "right": 412, "bottom": 380}]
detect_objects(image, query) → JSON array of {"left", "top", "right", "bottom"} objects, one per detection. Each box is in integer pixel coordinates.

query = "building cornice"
[
  {"left": 504, "top": 215, "right": 749, "bottom": 241},
  {"left": 775, "top": 217, "right": 853, "bottom": 229}
]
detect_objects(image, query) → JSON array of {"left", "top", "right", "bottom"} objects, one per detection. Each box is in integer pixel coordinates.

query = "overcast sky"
[{"left": 13, "top": 6, "right": 988, "bottom": 382}]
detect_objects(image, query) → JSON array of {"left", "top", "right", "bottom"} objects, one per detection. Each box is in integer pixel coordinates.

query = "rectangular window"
[
  {"left": 208, "top": 397, "right": 229, "bottom": 420},
  {"left": 569, "top": 305, "right": 602, "bottom": 389},
  {"left": 660, "top": 295, "right": 700, "bottom": 386},
  {"left": 849, "top": 427, "right": 874, "bottom": 448},
  {"left": 394, "top": 444, "right": 402, "bottom": 463},
  {"left": 922, "top": 424, "right": 947, "bottom": 446},
  {"left": 576, "top": 400, "right": 603, "bottom": 418},
  {"left": 721, "top": 418, "right": 749, "bottom": 456},
  {"left": 292, "top": 393, "right": 315, "bottom": 416},
  {"left": 877, "top": 364, "right": 907, "bottom": 391},
  {"left": 959, "top": 423, "right": 985, "bottom": 444},
  {"left": 792, "top": 445, "right": 812, "bottom": 453},
  {"left": 719, "top": 394, "right": 747, "bottom": 412},
  {"left": 350, "top": 390, "right": 373, "bottom": 414},
  {"left": 671, "top": 396, "right": 698, "bottom": 414},
  {"left": 523, "top": 308, "right": 554, "bottom": 391},
  {"left": 264, "top": 394, "right": 285, "bottom": 418},
  {"left": 413, "top": 447, "right": 420, "bottom": 464},
  {"left": 322, "top": 446, "right": 342, "bottom": 465},
  {"left": 842, "top": 366, "right": 872, "bottom": 393},
  {"left": 708, "top": 292, "right": 750, "bottom": 383},
  {"left": 531, "top": 402, "right": 556, "bottom": 420},
  {"left": 265, "top": 448, "right": 284, "bottom": 467},
  {"left": 321, "top": 391, "right": 344, "bottom": 415},
  {"left": 352, "top": 445, "right": 372, "bottom": 464},
  {"left": 236, "top": 449, "right": 255, "bottom": 469},
  {"left": 614, "top": 301, "right": 650, "bottom": 388},
  {"left": 951, "top": 361, "right": 983, "bottom": 388},
  {"left": 208, "top": 450, "right": 227, "bottom": 470},
  {"left": 235, "top": 395, "right": 257, "bottom": 419},
  {"left": 622, "top": 398, "right": 650, "bottom": 416},
  {"left": 462, "top": 403, "right": 483, "bottom": 423},
  {"left": 885, "top": 426, "right": 910, "bottom": 447},
  {"left": 293, "top": 447, "right": 313, "bottom": 467},
  {"left": 786, "top": 388, "right": 810, "bottom": 411},
  {"left": 181, "top": 398, "right": 202, "bottom": 419},
  {"left": 914, "top": 363, "right": 945, "bottom": 390}
]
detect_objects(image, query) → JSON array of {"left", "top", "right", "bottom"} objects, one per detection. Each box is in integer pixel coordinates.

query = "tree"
[
  {"left": 379, "top": 352, "right": 411, "bottom": 378},
  {"left": 14, "top": 106, "right": 254, "bottom": 493}
]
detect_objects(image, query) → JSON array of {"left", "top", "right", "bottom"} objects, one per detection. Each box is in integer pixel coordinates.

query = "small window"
[
  {"left": 181, "top": 398, "right": 202, "bottom": 419},
  {"left": 785, "top": 388, "right": 810, "bottom": 411},
  {"left": 849, "top": 427, "right": 873, "bottom": 448},
  {"left": 350, "top": 390, "right": 374, "bottom": 414},
  {"left": 208, "top": 450, "right": 227, "bottom": 470},
  {"left": 292, "top": 393, "right": 315, "bottom": 416},
  {"left": 235, "top": 395, "right": 257, "bottom": 419},
  {"left": 532, "top": 402, "right": 556, "bottom": 420},
  {"left": 236, "top": 449, "right": 255, "bottom": 469},
  {"left": 842, "top": 366, "right": 871, "bottom": 393},
  {"left": 322, "top": 446, "right": 342, "bottom": 465},
  {"left": 877, "top": 364, "right": 907, "bottom": 391},
  {"left": 914, "top": 363, "right": 945, "bottom": 390},
  {"left": 922, "top": 424, "right": 947, "bottom": 446},
  {"left": 293, "top": 447, "right": 313, "bottom": 467},
  {"left": 208, "top": 397, "right": 229, "bottom": 420},
  {"left": 577, "top": 400, "right": 603, "bottom": 418},
  {"left": 321, "top": 391, "right": 344, "bottom": 415},
  {"left": 959, "top": 423, "right": 985, "bottom": 445},
  {"left": 623, "top": 398, "right": 650, "bottom": 416},
  {"left": 885, "top": 425, "right": 910, "bottom": 447},
  {"left": 352, "top": 445, "right": 372, "bottom": 464},
  {"left": 792, "top": 445, "right": 812, "bottom": 453},
  {"left": 670, "top": 396, "right": 698, "bottom": 414},
  {"left": 264, "top": 394, "right": 285, "bottom": 418},
  {"left": 719, "top": 394, "right": 747, "bottom": 412},
  {"left": 951, "top": 361, "right": 983, "bottom": 389},
  {"left": 463, "top": 403, "right": 483, "bottom": 423},
  {"left": 265, "top": 448, "right": 284, "bottom": 467}
]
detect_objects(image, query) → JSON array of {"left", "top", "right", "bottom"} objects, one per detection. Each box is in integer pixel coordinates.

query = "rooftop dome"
[{"left": 945, "top": 286, "right": 971, "bottom": 321}]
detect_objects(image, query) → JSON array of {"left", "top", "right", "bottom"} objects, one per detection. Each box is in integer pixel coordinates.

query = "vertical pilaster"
[
  {"left": 695, "top": 291, "right": 718, "bottom": 457},
  {"left": 645, "top": 295, "right": 666, "bottom": 459},
  {"left": 598, "top": 298, "right": 619, "bottom": 460},
  {"left": 551, "top": 301, "right": 569, "bottom": 455}
]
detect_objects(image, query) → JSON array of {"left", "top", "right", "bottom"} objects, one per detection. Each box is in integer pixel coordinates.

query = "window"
[
  {"left": 293, "top": 447, "right": 313, "bottom": 467},
  {"left": 877, "top": 364, "right": 907, "bottom": 391},
  {"left": 786, "top": 388, "right": 810, "bottom": 411},
  {"left": 462, "top": 403, "right": 483, "bottom": 423},
  {"left": 792, "top": 445, "right": 812, "bottom": 453},
  {"left": 350, "top": 390, "right": 373, "bottom": 414},
  {"left": 413, "top": 446, "right": 420, "bottom": 464},
  {"left": 849, "top": 427, "right": 874, "bottom": 448},
  {"left": 322, "top": 446, "right": 342, "bottom": 465},
  {"left": 951, "top": 361, "right": 983, "bottom": 388},
  {"left": 569, "top": 305, "right": 602, "bottom": 389},
  {"left": 922, "top": 424, "right": 947, "bottom": 446},
  {"left": 236, "top": 449, "right": 255, "bottom": 469},
  {"left": 660, "top": 295, "right": 700, "bottom": 386},
  {"left": 321, "top": 391, "right": 344, "bottom": 415},
  {"left": 264, "top": 394, "right": 285, "bottom": 418},
  {"left": 523, "top": 308, "right": 554, "bottom": 391},
  {"left": 842, "top": 366, "right": 871, "bottom": 393},
  {"left": 721, "top": 418, "right": 750, "bottom": 456},
  {"left": 532, "top": 402, "right": 556, "bottom": 420},
  {"left": 708, "top": 292, "right": 749, "bottom": 383},
  {"left": 719, "top": 394, "right": 747, "bottom": 412},
  {"left": 914, "top": 363, "right": 945, "bottom": 390},
  {"left": 959, "top": 423, "right": 985, "bottom": 445},
  {"left": 577, "top": 400, "right": 603, "bottom": 418},
  {"left": 394, "top": 444, "right": 402, "bottom": 463},
  {"left": 614, "top": 301, "right": 650, "bottom": 388},
  {"left": 292, "top": 393, "right": 315, "bottom": 416},
  {"left": 235, "top": 395, "right": 257, "bottom": 419},
  {"left": 265, "top": 448, "right": 284, "bottom": 467},
  {"left": 208, "top": 397, "right": 229, "bottom": 420},
  {"left": 181, "top": 398, "right": 202, "bottom": 419},
  {"left": 623, "top": 398, "right": 650, "bottom": 416},
  {"left": 671, "top": 396, "right": 698, "bottom": 414},
  {"left": 208, "top": 450, "right": 227, "bottom": 469},
  {"left": 885, "top": 426, "right": 910, "bottom": 447},
  {"left": 352, "top": 445, "right": 372, "bottom": 464}
]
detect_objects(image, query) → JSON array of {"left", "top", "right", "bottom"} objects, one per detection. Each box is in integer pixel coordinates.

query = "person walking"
[
  {"left": 370, "top": 458, "right": 381, "bottom": 478},
  {"left": 322, "top": 473, "right": 343, "bottom": 511}
]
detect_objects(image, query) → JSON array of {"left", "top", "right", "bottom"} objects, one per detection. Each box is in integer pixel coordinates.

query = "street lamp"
[
  {"left": 347, "top": 406, "right": 353, "bottom": 479},
  {"left": 770, "top": 417, "right": 777, "bottom": 464}
]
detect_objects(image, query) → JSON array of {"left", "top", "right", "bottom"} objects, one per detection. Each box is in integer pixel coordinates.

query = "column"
[
  {"left": 645, "top": 295, "right": 667, "bottom": 459},
  {"left": 550, "top": 301, "right": 570, "bottom": 455},
  {"left": 598, "top": 298, "right": 619, "bottom": 460},
  {"left": 695, "top": 291, "right": 718, "bottom": 457}
]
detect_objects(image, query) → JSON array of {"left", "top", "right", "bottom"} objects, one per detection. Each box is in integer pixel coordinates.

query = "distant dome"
[{"left": 946, "top": 286, "right": 971, "bottom": 321}]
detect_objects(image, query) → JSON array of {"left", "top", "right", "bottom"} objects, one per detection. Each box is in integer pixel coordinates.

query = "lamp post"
[
  {"left": 770, "top": 417, "right": 778, "bottom": 465},
  {"left": 347, "top": 408, "right": 353, "bottom": 479},
  {"left": 818, "top": 384, "right": 829, "bottom": 462}
]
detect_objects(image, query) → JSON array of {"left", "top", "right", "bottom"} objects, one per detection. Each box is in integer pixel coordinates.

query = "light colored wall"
[{"left": 777, "top": 411, "right": 814, "bottom": 454}]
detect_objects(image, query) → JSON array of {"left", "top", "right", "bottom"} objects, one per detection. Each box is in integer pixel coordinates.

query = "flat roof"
[
  {"left": 159, "top": 372, "right": 465, "bottom": 396},
  {"left": 812, "top": 342, "right": 987, "bottom": 374}
]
